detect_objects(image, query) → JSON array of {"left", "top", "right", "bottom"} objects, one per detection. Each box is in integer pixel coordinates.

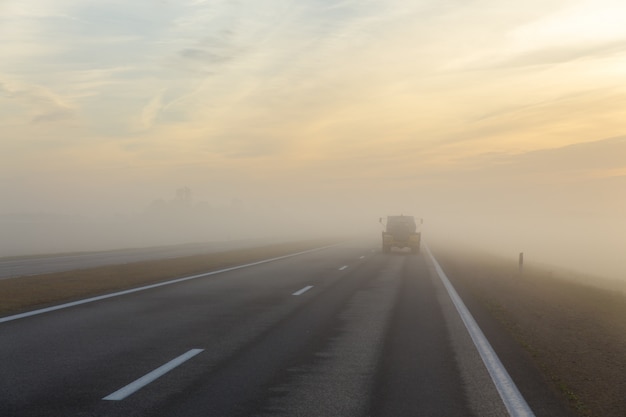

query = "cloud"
[
  {"left": 31, "top": 107, "right": 74, "bottom": 124},
  {"left": 0, "top": 76, "right": 76, "bottom": 124},
  {"left": 488, "top": 40, "right": 626, "bottom": 69},
  {"left": 176, "top": 31, "right": 240, "bottom": 74},
  {"left": 507, "top": 136, "right": 626, "bottom": 174},
  {"left": 138, "top": 90, "right": 166, "bottom": 130},
  {"left": 180, "top": 48, "right": 230, "bottom": 63},
  {"left": 511, "top": 0, "right": 626, "bottom": 46},
  {"left": 420, "top": 136, "right": 626, "bottom": 189}
]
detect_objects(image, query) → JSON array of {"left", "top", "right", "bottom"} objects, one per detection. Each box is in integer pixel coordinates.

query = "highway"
[{"left": 0, "top": 240, "right": 574, "bottom": 417}]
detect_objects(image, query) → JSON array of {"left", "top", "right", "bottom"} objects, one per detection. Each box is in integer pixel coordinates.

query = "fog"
[
  {"left": 2, "top": 157, "right": 625, "bottom": 286},
  {"left": 2, "top": 1, "right": 626, "bottom": 286}
]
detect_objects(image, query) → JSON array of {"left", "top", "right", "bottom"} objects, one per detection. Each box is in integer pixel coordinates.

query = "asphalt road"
[{"left": 0, "top": 240, "right": 574, "bottom": 417}]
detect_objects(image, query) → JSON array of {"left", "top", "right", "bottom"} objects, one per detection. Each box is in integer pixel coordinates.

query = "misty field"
[{"left": 433, "top": 247, "right": 626, "bottom": 417}]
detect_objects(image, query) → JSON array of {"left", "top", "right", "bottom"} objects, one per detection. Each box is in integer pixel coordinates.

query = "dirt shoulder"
[
  {"left": 0, "top": 238, "right": 342, "bottom": 317},
  {"left": 432, "top": 246, "right": 626, "bottom": 417}
]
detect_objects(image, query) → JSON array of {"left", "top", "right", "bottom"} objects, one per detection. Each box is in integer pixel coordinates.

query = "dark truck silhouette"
[{"left": 380, "top": 215, "right": 422, "bottom": 254}]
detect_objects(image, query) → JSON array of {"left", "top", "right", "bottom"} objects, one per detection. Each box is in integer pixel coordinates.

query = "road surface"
[{"left": 0, "top": 240, "right": 573, "bottom": 417}]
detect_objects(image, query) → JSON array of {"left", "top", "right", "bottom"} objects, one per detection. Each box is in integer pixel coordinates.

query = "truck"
[{"left": 380, "top": 215, "right": 422, "bottom": 254}]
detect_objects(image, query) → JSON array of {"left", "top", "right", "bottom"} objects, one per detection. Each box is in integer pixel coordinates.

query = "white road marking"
[
  {"left": 0, "top": 244, "right": 342, "bottom": 324},
  {"left": 103, "top": 349, "right": 204, "bottom": 401},
  {"left": 424, "top": 245, "right": 535, "bottom": 417},
  {"left": 292, "top": 285, "right": 313, "bottom": 296},
  {"left": 359, "top": 256, "right": 365, "bottom": 259},
  {"left": 339, "top": 265, "right": 348, "bottom": 271}
]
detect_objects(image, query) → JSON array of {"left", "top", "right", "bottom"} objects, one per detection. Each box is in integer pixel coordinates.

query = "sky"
[{"left": 1, "top": 0, "right": 625, "bottom": 279}]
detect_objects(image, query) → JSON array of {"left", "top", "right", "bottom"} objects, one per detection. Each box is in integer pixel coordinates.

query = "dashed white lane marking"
[
  {"left": 424, "top": 245, "right": 535, "bottom": 417},
  {"left": 103, "top": 349, "right": 204, "bottom": 401},
  {"left": 359, "top": 256, "right": 365, "bottom": 259},
  {"left": 292, "top": 286, "right": 313, "bottom": 296},
  {"left": 0, "top": 244, "right": 342, "bottom": 324},
  {"left": 339, "top": 265, "right": 348, "bottom": 271}
]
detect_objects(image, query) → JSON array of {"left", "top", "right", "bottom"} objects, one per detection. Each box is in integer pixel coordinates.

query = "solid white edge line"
[
  {"left": 0, "top": 244, "right": 343, "bottom": 324},
  {"left": 103, "top": 348, "right": 204, "bottom": 401},
  {"left": 292, "top": 285, "right": 314, "bottom": 296},
  {"left": 424, "top": 244, "right": 536, "bottom": 417}
]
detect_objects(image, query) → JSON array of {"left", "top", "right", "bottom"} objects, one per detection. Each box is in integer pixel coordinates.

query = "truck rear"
[{"left": 380, "top": 215, "right": 422, "bottom": 254}]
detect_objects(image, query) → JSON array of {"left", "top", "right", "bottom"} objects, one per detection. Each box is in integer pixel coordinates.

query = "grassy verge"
[
  {"left": 482, "top": 297, "right": 592, "bottom": 416},
  {"left": 432, "top": 246, "right": 626, "bottom": 417},
  {"left": 0, "top": 238, "right": 342, "bottom": 316}
]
